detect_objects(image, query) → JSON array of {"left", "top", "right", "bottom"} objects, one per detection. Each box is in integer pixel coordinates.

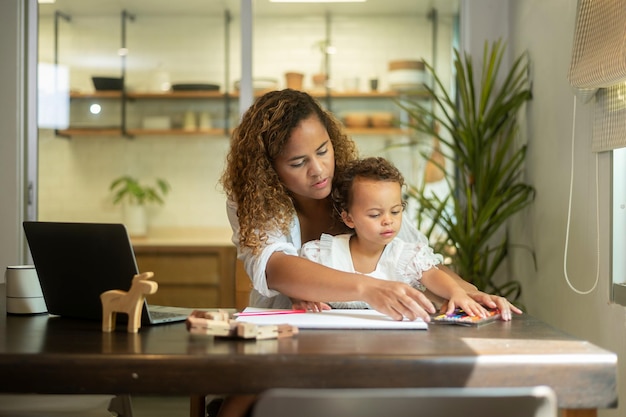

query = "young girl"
[{"left": 299, "top": 156, "right": 488, "bottom": 318}]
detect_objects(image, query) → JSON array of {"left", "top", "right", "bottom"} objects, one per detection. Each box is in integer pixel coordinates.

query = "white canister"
[
  {"left": 388, "top": 60, "right": 427, "bottom": 91},
  {"left": 198, "top": 112, "right": 212, "bottom": 130},
  {"left": 183, "top": 111, "right": 197, "bottom": 131},
  {"left": 5, "top": 265, "right": 47, "bottom": 314}
]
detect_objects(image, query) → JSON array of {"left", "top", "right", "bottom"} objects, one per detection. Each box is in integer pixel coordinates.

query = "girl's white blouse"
[
  {"left": 226, "top": 200, "right": 438, "bottom": 309},
  {"left": 299, "top": 233, "right": 442, "bottom": 308}
]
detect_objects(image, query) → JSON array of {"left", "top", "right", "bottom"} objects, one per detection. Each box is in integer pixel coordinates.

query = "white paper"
[{"left": 235, "top": 308, "right": 428, "bottom": 330}]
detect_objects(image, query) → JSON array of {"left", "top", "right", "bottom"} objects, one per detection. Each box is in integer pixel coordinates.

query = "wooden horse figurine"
[{"left": 100, "top": 271, "right": 158, "bottom": 333}]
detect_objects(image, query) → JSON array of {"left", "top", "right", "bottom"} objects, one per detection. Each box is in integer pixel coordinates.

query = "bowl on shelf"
[
  {"left": 343, "top": 112, "right": 370, "bottom": 128},
  {"left": 370, "top": 112, "right": 394, "bottom": 128},
  {"left": 234, "top": 78, "right": 279, "bottom": 92},
  {"left": 92, "top": 76, "right": 123, "bottom": 91}
]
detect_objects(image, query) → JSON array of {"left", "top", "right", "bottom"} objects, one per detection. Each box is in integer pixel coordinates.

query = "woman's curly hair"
[
  {"left": 220, "top": 89, "right": 358, "bottom": 254},
  {"left": 331, "top": 156, "right": 406, "bottom": 218}
]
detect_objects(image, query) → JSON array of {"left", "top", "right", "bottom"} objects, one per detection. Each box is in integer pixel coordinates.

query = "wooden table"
[{"left": 0, "top": 285, "right": 617, "bottom": 417}]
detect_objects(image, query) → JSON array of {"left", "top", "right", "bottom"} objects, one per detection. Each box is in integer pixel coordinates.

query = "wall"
[
  {"left": 0, "top": 0, "right": 29, "bottom": 282},
  {"left": 483, "top": 1, "right": 624, "bottom": 416},
  {"left": 36, "top": 10, "right": 456, "bottom": 229}
]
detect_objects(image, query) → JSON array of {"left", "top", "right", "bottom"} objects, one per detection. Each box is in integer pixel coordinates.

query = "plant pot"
[
  {"left": 123, "top": 204, "right": 148, "bottom": 237},
  {"left": 312, "top": 73, "right": 327, "bottom": 90},
  {"left": 285, "top": 72, "right": 304, "bottom": 90}
]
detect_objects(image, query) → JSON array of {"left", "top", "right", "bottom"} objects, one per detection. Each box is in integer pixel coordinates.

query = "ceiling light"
[{"left": 38, "top": 0, "right": 56, "bottom": 4}]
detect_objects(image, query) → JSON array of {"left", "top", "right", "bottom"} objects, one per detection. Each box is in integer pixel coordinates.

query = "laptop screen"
[{"left": 23, "top": 221, "right": 140, "bottom": 321}]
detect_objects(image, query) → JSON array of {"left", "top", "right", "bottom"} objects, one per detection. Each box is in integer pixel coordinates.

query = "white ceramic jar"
[{"left": 388, "top": 60, "right": 427, "bottom": 91}]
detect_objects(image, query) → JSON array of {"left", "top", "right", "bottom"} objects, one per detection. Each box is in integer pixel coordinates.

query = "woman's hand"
[
  {"left": 291, "top": 299, "right": 331, "bottom": 312},
  {"left": 360, "top": 279, "right": 437, "bottom": 322}
]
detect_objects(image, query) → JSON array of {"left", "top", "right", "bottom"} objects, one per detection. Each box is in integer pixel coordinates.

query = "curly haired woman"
[
  {"left": 221, "top": 89, "right": 521, "bottom": 319},
  {"left": 217, "top": 89, "right": 521, "bottom": 417}
]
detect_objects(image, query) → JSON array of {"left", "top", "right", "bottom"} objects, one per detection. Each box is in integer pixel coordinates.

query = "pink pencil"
[{"left": 234, "top": 309, "right": 307, "bottom": 317}]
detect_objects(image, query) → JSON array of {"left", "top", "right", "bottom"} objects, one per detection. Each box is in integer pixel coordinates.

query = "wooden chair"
[{"left": 251, "top": 386, "right": 558, "bottom": 417}]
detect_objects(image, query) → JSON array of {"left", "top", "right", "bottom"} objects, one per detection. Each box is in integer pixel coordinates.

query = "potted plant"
[
  {"left": 396, "top": 39, "right": 535, "bottom": 303},
  {"left": 109, "top": 176, "right": 171, "bottom": 236}
]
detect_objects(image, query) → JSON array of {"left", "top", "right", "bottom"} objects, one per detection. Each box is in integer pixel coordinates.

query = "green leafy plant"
[
  {"left": 109, "top": 176, "right": 171, "bottom": 206},
  {"left": 397, "top": 39, "right": 535, "bottom": 302}
]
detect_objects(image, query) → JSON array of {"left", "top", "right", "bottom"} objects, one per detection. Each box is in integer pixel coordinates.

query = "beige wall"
[
  {"left": 463, "top": 2, "right": 624, "bottom": 415},
  {"left": 505, "top": 1, "right": 623, "bottom": 416}
]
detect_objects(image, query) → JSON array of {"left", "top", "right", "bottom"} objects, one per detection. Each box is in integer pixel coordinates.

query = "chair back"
[{"left": 251, "top": 386, "right": 558, "bottom": 417}]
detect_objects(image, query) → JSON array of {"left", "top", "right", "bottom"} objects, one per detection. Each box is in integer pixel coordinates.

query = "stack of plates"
[
  {"left": 234, "top": 78, "right": 279, "bottom": 92},
  {"left": 171, "top": 83, "right": 220, "bottom": 91}
]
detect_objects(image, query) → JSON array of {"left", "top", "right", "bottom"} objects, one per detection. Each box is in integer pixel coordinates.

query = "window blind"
[{"left": 568, "top": 0, "right": 626, "bottom": 152}]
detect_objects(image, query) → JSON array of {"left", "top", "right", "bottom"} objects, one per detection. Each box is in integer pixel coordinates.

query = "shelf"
[
  {"left": 69, "top": 91, "right": 122, "bottom": 99},
  {"left": 309, "top": 90, "right": 429, "bottom": 99},
  {"left": 61, "top": 89, "right": 423, "bottom": 138},
  {"left": 128, "top": 91, "right": 226, "bottom": 99},
  {"left": 67, "top": 89, "right": 428, "bottom": 100},
  {"left": 57, "top": 127, "right": 123, "bottom": 136},
  {"left": 126, "top": 128, "right": 229, "bottom": 136},
  {"left": 345, "top": 127, "right": 409, "bottom": 135}
]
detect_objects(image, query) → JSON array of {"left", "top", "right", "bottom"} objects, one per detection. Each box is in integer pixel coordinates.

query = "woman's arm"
[
  {"left": 266, "top": 252, "right": 436, "bottom": 321},
  {"left": 227, "top": 201, "right": 435, "bottom": 320}
]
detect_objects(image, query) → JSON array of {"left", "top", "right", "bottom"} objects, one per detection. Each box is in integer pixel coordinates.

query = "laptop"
[{"left": 23, "top": 221, "right": 191, "bottom": 325}]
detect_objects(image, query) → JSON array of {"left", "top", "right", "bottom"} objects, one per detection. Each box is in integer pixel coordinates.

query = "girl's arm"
[
  {"left": 419, "top": 268, "right": 487, "bottom": 317},
  {"left": 436, "top": 265, "right": 522, "bottom": 320},
  {"left": 398, "top": 221, "right": 521, "bottom": 320}
]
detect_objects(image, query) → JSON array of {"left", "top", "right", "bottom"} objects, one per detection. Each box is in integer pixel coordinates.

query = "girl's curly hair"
[
  {"left": 220, "top": 89, "right": 358, "bottom": 254},
  {"left": 331, "top": 156, "right": 406, "bottom": 218}
]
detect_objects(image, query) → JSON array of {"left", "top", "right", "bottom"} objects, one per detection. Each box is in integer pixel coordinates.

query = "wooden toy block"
[
  {"left": 236, "top": 322, "right": 260, "bottom": 339},
  {"left": 100, "top": 271, "right": 158, "bottom": 333},
  {"left": 186, "top": 310, "right": 299, "bottom": 340},
  {"left": 187, "top": 317, "right": 237, "bottom": 337},
  {"left": 276, "top": 324, "right": 299, "bottom": 338},
  {"left": 205, "top": 310, "right": 231, "bottom": 322}
]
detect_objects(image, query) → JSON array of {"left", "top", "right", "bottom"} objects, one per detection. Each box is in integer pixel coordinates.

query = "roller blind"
[{"left": 568, "top": 0, "right": 626, "bottom": 152}]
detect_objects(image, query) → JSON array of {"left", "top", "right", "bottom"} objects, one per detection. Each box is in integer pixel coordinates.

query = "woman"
[{"left": 221, "top": 88, "right": 521, "bottom": 322}]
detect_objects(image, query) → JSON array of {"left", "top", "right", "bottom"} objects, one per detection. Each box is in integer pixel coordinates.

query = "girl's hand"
[
  {"left": 445, "top": 289, "right": 489, "bottom": 318},
  {"left": 291, "top": 299, "right": 331, "bottom": 312}
]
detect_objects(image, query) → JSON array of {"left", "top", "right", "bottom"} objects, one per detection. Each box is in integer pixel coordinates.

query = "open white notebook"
[{"left": 235, "top": 308, "right": 428, "bottom": 330}]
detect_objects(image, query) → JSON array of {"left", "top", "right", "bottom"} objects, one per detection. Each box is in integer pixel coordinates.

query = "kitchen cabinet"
[{"left": 131, "top": 228, "right": 237, "bottom": 309}]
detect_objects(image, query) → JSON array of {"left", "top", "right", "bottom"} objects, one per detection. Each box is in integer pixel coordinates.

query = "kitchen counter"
[
  {"left": 129, "top": 227, "right": 243, "bottom": 309},
  {"left": 130, "top": 226, "right": 234, "bottom": 247}
]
